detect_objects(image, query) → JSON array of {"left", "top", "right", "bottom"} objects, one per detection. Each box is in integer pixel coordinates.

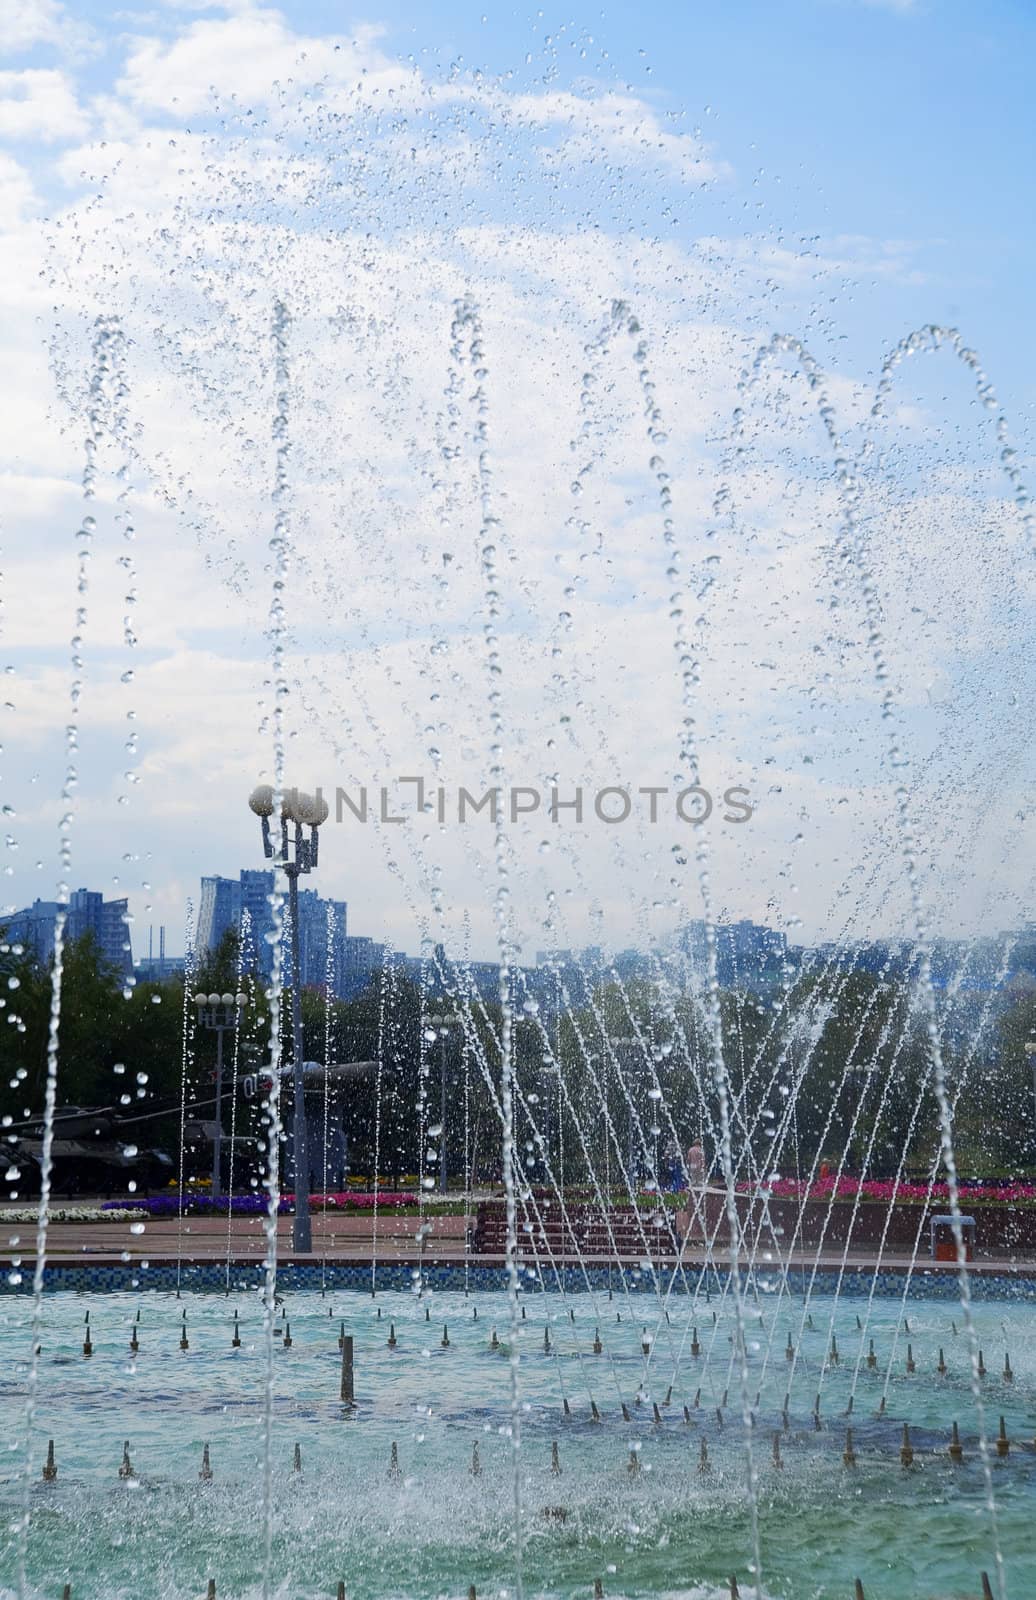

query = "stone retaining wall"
[{"left": 687, "top": 1193, "right": 1036, "bottom": 1258}]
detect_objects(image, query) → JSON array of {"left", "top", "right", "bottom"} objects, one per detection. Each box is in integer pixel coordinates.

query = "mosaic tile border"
[{"left": 3, "top": 1261, "right": 1036, "bottom": 1300}]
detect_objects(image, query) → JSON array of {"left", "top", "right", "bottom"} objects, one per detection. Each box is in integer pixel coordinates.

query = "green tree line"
[{"left": 2, "top": 926, "right": 1034, "bottom": 1194}]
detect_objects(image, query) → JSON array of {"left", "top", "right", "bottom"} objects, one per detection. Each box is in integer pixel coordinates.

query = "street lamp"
[
  {"left": 427, "top": 1012, "right": 461, "bottom": 1193},
  {"left": 194, "top": 991, "right": 247, "bottom": 1199},
  {"left": 249, "top": 782, "right": 329, "bottom": 1253},
  {"left": 514, "top": 1014, "right": 550, "bottom": 1183},
  {"left": 1025, "top": 1041, "right": 1036, "bottom": 1160},
  {"left": 609, "top": 1035, "right": 641, "bottom": 1185}
]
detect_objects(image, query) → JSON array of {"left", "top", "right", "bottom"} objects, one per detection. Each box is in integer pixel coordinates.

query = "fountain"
[{"left": 0, "top": 14, "right": 1034, "bottom": 1600}]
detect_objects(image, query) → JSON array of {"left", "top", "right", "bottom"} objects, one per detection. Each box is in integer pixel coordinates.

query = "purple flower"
[{"left": 101, "top": 1189, "right": 416, "bottom": 1217}]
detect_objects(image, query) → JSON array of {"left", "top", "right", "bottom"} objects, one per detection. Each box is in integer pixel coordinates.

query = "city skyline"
[{"left": 7, "top": 872, "right": 1031, "bottom": 1008}]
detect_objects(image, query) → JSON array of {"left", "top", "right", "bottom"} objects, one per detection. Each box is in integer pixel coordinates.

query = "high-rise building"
[
  {"left": 292, "top": 887, "right": 347, "bottom": 989},
  {"left": 196, "top": 870, "right": 275, "bottom": 973},
  {"left": 677, "top": 918, "right": 788, "bottom": 988},
  {"left": 341, "top": 935, "right": 385, "bottom": 999},
  {"left": 239, "top": 869, "right": 275, "bottom": 970},
  {"left": 196, "top": 870, "right": 347, "bottom": 989},
  {"left": 4, "top": 889, "right": 133, "bottom": 975},
  {"left": 196, "top": 876, "right": 243, "bottom": 956}
]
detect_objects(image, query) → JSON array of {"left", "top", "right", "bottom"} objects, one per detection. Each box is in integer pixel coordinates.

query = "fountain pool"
[{"left": 2, "top": 1286, "right": 1033, "bottom": 1600}]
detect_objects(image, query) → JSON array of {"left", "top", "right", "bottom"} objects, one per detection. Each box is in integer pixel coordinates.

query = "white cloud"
[
  {"left": 697, "top": 233, "right": 926, "bottom": 290},
  {"left": 0, "top": 0, "right": 65, "bottom": 54},
  {"left": 0, "top": 0, "right": 94, "bottom": 60},
  {"left": 115, "top": 9, "right": 405, "bottom": 116},
  {"left": 509, "top": 89, "right": 729, "bottom": 185},
  {"left": 0, "top": 67, "right": 88, "bottom": 141},
  {"left": 0, "top": 150, "right": 35, "bottom": 223}
]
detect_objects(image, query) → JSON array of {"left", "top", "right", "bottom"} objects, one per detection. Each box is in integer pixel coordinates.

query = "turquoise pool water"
[{"left": 0, "top": 1287, "right": 1032, "bottom": 1599}]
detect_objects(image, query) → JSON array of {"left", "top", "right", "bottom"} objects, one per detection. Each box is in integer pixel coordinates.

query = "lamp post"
[
  {"left": 194, "top": 990, "right": 247, "bottom": 1199},
  {"left": 553, "top": 970, "right": 564, "bottom": 1193},
  {"left": 609, "top": 1035, "right": 641, "bottom": 1186},
  {"left": 427, "top": 1013, "right": 460, "bottom": 1193},
  {"left": 514, "top": 1014, "right": 549, "bottom": 1183},
  {"left": 1025, "top": 1041, "right": 1036, "bottom": 1159},
  {"left": 249, "top": 783, "right": 329, "bottom": 1254}
]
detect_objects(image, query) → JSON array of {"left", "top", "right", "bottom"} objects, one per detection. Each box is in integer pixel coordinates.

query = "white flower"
[{"left": 0, "top": 1205, "right": 148, "bottom": 1223}]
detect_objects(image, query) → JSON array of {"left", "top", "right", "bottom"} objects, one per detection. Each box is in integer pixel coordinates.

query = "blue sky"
[
  {"left": 0, "top": 0, "right": 1033, "bottom": 962},
  {"left": 35, "top": 0, "right": 1035, "bottom": 409}
]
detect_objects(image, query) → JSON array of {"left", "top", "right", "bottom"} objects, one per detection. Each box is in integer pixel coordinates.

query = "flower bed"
[
  {"left": 101, "top": 1191, "right": 416, "bottom": 1217},
  {"left": 738, "top": 1176, "right": 1036, "bottom": 1205},
  {"left": 2, "top": 1205, "right": 148, "bottom": 1223}
]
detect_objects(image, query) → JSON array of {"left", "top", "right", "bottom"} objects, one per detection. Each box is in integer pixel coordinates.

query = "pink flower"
[{"left": 736, "top": 1175, "right": 1032, "bottom": 1205}]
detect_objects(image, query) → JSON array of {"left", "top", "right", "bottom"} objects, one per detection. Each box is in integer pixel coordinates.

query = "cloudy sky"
[{"left": 1, "top": 0, "right": 1033, "bottom": 967}]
